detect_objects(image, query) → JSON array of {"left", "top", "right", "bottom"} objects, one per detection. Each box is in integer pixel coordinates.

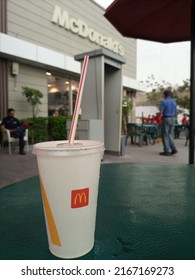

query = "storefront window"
[
  {"left": 47, "top": 72, "right": 79, "bottom": 116},
  {"left": 71, "top": 81, "right": 79, "bottom": 115}
]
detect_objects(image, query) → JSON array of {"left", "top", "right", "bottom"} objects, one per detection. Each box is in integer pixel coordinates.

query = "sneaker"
[
  {"left": 19, "top": 151, "right": 26, "bottom": 155},
  {"left": 159, "top": 152, "right": 170, "bottom": 156},
  {"left": 171, "top": 149, "right": 178, "bottom": 155}
]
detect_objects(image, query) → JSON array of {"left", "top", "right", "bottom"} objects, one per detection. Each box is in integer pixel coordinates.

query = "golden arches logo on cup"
[{"left": 71, "top": 188, "right": 89, "bottom": 208}]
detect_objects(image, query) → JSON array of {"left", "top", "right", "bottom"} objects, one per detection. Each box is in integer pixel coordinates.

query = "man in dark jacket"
[{"left": 1, "top": 108, "right": 26, "bottom": 155}]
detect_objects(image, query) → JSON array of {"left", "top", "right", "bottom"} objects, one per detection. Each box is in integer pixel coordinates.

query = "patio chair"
[
  {"left": 126, "top": 123, "right": 149, "bottom": 147},
  {"left": 125, "top": 123, "right": 137, "bottom": 145},
  {"left": 143, "top": 124, "right": 161, "bottom": 144},
  {"left": 1, "top": 129, "right": 29, "bottom": 155},
  {"left": 174, "top": 124, "right": 183, "bottom": 139},
  {"left": 185, "top": 125, "right": 189, "bottom": 146}
]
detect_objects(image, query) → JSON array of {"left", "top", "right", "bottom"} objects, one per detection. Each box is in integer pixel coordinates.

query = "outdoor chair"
[
  {"left": 174, "top": 124, "right": 183, "bottom": 139},
  {"left": 143, "top": 124, "right": 161, "bottom": 144},
  {"left": 126, "top": 123, "right": 150, "bottom": 147},
  {"left": 185, "top": 125, "right": 189, "bottom": 146},
  {"left": 125, "top": 123, "right": 137, "bottom": 145},
  {"left": 1, "top": 129, "right": 29, "bottom": 155}
]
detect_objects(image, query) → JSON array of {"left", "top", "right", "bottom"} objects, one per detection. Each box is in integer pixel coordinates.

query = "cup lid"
[{"left": 32, "top": 140, "right": 104, "bottom": 156}]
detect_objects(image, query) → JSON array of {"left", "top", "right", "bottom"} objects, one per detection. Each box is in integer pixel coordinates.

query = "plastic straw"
[{"left": 68, "top": 55, "right": 89, "bottom": 145}]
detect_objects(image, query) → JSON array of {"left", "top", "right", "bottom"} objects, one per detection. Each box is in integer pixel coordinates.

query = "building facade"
[{"left": 0, "top": 0, "right": 145, "bottom": 120}]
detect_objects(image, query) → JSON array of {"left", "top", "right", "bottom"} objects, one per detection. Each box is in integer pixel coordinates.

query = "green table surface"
[{"left": 1, "top": 163, "right": 195, "bottom": 260}]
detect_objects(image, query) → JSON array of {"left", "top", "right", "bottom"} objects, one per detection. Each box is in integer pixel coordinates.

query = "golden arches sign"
[{"left": 71, "top": 188, "right": 89, "bottom": 208}]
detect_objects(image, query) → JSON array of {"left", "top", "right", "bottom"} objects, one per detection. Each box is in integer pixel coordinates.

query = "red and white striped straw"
[{"left": 68, "top": 55, "right": 89, "bottom": 145}]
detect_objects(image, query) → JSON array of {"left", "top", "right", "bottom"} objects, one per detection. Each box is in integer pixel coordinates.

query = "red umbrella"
[{"left": 105, "top": 0, "right": 195, "bottom": 164}]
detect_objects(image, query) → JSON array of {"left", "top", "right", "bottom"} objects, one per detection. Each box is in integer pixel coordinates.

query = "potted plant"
[
  {"left": 22, "top": 87, "right": 43, "bottom": 143},
  {"left": 22, "top": 87, "right": 43, "bottom": 119},
  {"left": 122, "top": 97, "right": 133, "bottom": 134}
]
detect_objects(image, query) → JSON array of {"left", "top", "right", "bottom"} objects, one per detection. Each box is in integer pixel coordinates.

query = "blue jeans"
[
  {"left": 161, "top": 117, "right": 176, "bottom": 153},
  {"left": 10, "top": 126, "right": 25, "bottom": 152}
]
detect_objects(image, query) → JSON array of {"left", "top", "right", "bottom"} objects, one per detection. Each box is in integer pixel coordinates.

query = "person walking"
[{"left": 159, "top": 90, "right": 178, "bottom": 156}]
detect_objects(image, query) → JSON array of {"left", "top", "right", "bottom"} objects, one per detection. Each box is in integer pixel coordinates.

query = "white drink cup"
[{"left": 32, "top": 140, "right": 104, "bottom": 259}]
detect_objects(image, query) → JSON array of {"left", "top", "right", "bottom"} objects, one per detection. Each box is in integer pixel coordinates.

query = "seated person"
[
  {"left": 146, "top": 114, "right": 152, "bottom": 123},
  {"left": 155, "top": 112, "right": 162, "bottom": 125},
  {"left": 1, "top": 108, "right": 27, "bottom": 155},
  {"left": 182, "top": 114, "right": 187, "bottom": 126}
]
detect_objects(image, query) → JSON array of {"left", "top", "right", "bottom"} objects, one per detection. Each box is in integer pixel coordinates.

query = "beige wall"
[
  {"left": 5, "top": 0, "right": 137, "bottom": 118},
  {"left": 8, "top": 64, "right": 48, "bottom": 118},
  {"left": 7, "top": 0, "right": 137, "bottom": 78}
]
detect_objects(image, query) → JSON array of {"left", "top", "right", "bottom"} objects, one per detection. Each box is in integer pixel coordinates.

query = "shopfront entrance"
[{"left": 74, "top": 49, "right": 126, "bottom": 155}]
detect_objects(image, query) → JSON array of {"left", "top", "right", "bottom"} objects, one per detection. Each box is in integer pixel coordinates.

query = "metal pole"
[{"left": 189, "top": 2, "right": 195, "bottom": 164}]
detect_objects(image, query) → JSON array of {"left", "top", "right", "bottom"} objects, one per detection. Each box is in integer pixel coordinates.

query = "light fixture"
[{"left": 46, "top": 72, "right": 52, "bottom": 76}]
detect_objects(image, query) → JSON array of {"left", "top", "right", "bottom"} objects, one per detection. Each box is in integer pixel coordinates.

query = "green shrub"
[
  {"left": 48, "top": 116, "right": 71, "bottom": 140},
  {"left": 21, "top": 116, "right": 72, "bottom": 143},
  {"left": 21, "top": 117, "right": 48, "bottom": 143},
  {"left": 32, "top": 117, "right": 48, "bottom": 143}
]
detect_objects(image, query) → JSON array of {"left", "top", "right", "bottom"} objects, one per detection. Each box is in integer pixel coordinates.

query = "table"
[
  {"left": 126, "top": 123, "right": 160, "bottom": 146},
  {"left": 1, "top": 163, "right": 195, "bottom": 260},
  {"left": 139, "top": 124, "right": 160, "bottom": 139}
]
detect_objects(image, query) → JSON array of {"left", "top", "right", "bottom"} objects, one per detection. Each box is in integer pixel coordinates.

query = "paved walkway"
[{"left": 0, "top": 137, "right": 189, "bottom": 189}]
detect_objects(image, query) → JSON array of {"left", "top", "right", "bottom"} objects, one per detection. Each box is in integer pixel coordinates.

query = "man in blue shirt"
[
  {"left": 1, "top": 108, "right": 26, "bottom": 155},
  {"left": 159, "top": 90, "right": 178, "bottom": 156}
]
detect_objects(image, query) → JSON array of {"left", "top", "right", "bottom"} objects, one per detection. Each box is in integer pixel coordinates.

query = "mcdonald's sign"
[{"left": 71, "top": 188, "right": 89, "bottom": 208}]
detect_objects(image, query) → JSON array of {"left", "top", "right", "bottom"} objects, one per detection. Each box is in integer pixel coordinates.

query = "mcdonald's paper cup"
[{"left": 33, "top": 140, "right": 104, "bottom": 259}]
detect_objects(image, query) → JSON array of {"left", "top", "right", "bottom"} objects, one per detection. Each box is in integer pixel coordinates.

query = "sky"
[{"left": 95, "top": 0, "right": 191, "bottom": 87}]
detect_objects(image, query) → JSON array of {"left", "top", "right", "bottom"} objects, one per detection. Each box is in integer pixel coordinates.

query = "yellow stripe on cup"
[{"left": 39, "top": 177, "right": 61, "bottom": 247}]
